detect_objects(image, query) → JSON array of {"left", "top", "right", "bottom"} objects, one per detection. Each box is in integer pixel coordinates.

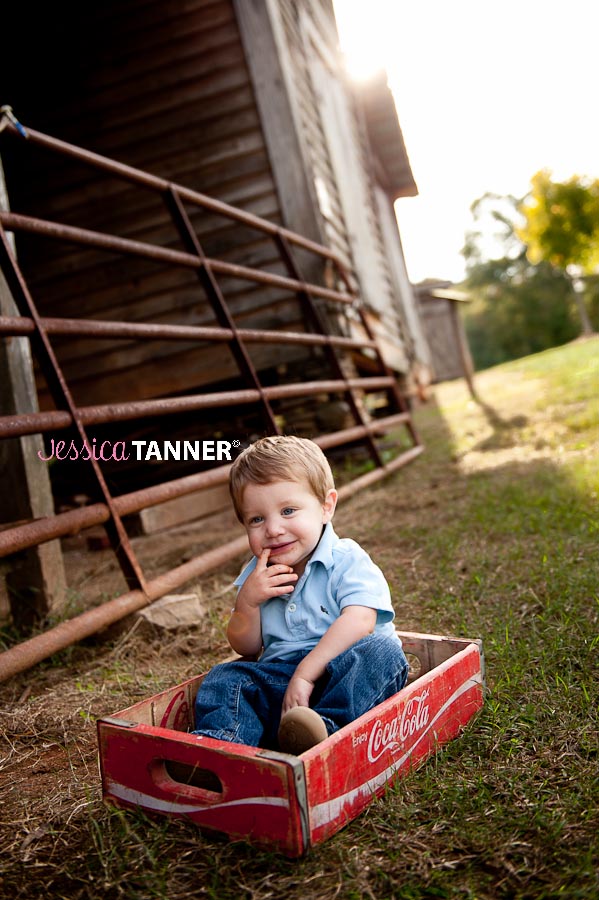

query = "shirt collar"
[{"left": 306, "top": 521, "right": 337, "bottom": 570}]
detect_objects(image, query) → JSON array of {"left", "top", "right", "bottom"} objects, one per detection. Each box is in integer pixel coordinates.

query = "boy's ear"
[{"left": 322, "top": 488, "right": 338, "bottom": 522}]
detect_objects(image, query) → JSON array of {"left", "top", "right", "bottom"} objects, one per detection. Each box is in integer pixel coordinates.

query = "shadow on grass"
[
  {"left": 473, "top": 397, "right": 529, "bottom": 451},
  {"left": 1, "top": 382, "right": 598, "bottom": 900}
]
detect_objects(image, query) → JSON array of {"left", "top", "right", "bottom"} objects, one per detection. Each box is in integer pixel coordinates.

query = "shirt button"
[{"left": 288, "top": 603, "right": 297, "bottom": 612}]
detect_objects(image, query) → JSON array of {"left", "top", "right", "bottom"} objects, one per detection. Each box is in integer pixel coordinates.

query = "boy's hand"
[
  {"left": 279, "top": 606, "right": 377, "bottom": 718},
  {"left": 281, "top": 674, "right": 315, "bottom": 714},
  {"left": 237, "top": 548, "right": 297, "bottom": 609}
]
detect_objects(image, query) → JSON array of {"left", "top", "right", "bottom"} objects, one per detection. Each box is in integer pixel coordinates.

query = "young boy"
[{"left": 192, "top": 435, "right": 409, "bottom": 755}]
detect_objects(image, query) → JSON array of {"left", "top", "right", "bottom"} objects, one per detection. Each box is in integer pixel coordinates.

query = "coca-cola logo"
[
  {"left": 367, "top": 689, "right": 430, "bottom": 763},
  {"left": 159, "top": 689, "right": 189, "bottom": 731}
]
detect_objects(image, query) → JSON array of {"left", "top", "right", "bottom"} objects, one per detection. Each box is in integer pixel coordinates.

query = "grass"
[{"left": 1, "top": 337, "right": 598, "bottom": 899}]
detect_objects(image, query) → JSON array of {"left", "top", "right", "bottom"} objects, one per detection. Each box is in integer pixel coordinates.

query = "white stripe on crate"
[
  {"left": 108, "top": 781, "right": 290, "bottom": 815},
  {"left": 311, "top": 674, "right": 483, "bottom": 829}
]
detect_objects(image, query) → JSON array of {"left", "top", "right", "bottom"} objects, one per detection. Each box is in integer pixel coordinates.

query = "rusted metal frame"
[
  {"left": 336, "top": 444, "right": 424, "bottom": 502},
  {"left": 0, "top": 223, "right": 148, "bottom": 593},
  {"left": 0, "top": 377, "right": 394, "bottom": 438},
  {"left": 0, "top": 443, "right": 425, "bottom": 682},
  {"left": 332, "top": 257, "right": 421, "bottom": 448},
  {"left": 164, "top": 187, "right": 279, "bottom": 435},
  {"left": 0, "top": 534, "right": 252, "bottom": 683},
  {"left": 1, "top": 121, "right": 338, "bottom": 261},
  {"left": 0, "top": 120, "right": 426, "bottom": 679},
  {"left": 0, "top": 444, "right": 424, "bottom": 683},
  {"left": 0, "top": 469, "right": 232, "bottom": 559},
  {"left": 274, "top": 231, "right": 385, "bottom": 468},
  {"left": 0, "top": 211, "right": 353, "bottom": 306},
  {"left": 0, "top": 314, "right": 377, "bottom": 350},
  {"left": 0, "top": 410, "right": 410, "bottom": 559},
  {"left": 313, "top": 411, "right": 410, "bottom": 451}
]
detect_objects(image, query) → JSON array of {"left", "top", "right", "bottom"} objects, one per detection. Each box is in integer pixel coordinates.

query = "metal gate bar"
[
  {"left": 0, "top": 377, "right": 396, "bottom": 438},
  {"left": 0, "top": 223, "right": 148, "bottom": 594},
  {"left": 165, "top": 186, "right": 279, "bottom": 435},
  {"left": 0, "top": 315, "right": 377, "bottom": 347},
  {"left": 0, "top": 411, "right": 413, "bottom": 558},
  {"left": 0, "top": 123, "right": 340, "bottom": 258},
  {"left": 0, "top": 115, "right": 423, "bottom": 679},
  {"left": 0, "top": 210, "right": 354, "bottom": 304}
]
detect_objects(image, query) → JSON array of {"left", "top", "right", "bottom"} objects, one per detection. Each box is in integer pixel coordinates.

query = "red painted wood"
[
  {"left": 97, "top": 635, "right": 484, "bottom": 856},
  {"left": 302, "top": 642, "right": 483, "bottom": 845},
  {"left": 98, "top": 723, "right": 306, "bottom": 854}
]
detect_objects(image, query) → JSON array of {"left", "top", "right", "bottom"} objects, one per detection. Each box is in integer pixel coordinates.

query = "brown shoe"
[{"left": 278, "top": 707, "right": 328, "bottom": 755}]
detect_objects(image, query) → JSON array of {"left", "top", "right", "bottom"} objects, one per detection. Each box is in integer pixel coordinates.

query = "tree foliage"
[
  {"left": 517, "top": 171, "right": 599, "bottom": 334},
  {"left": 462, "top": 254, "right": 578, "bottom": 370},
  {"left": 518, "top": 170, "right": 599, "bottom": 273},
  {"left": 460, "top": 192, "right": 581, "bottom": 369}
]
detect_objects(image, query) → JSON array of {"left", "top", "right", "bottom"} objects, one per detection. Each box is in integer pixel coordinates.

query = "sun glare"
[
  {"left": 333, "top": 0, "right": 386, "bottom": 81},
  {"left": 340, "top": 51, "right": 386, "bottom": 82},
  {"left": 333, "top": 0, "right": 599, "bottom": 282}
]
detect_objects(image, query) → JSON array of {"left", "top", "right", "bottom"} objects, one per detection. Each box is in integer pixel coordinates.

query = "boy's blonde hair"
[{"left": 229, "top": 435, "right": 335, "bottom": 521}]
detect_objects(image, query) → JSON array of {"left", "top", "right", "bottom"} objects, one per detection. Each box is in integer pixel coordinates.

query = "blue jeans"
[{"left": 192, "top": 633, "right": 409, "bottom": 749}]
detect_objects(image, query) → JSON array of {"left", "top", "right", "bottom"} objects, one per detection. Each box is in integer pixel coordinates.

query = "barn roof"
[{"left": 353, "top": 70, "right": 418, "bottom": 200}]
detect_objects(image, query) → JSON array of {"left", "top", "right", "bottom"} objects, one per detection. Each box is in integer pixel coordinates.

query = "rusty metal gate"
[{"left": 0, "top": 112, "right": 423, "bottom": 681}]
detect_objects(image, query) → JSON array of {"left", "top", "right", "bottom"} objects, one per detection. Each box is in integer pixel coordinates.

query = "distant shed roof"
[
  {"left": 430, "top": 288, "right": 471, "bottom": 303},
  {"left": 353, "top": 70, "right": 418, "bottom": 200},
  {"left": 414, "top": 282, "right": 471, "bottom": 302}
]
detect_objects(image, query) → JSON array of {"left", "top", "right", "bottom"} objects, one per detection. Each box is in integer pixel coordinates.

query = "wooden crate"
[{"left": 97, "top": 631, "right": 485, "bottom": 856}]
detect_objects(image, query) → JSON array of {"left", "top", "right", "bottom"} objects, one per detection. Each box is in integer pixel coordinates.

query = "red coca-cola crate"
[{"left": 97, "top": 631, "right": 484, "bottom": 856}]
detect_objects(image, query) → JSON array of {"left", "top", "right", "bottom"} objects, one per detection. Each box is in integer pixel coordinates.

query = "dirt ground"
[
  {"left": 2, "top": 355, "right": 596, "bottom": 898},
  {"left": 0, "top": 448, "right": 432, "bottom": 863}
]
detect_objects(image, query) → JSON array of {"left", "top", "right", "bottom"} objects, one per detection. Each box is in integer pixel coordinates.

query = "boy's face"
[{"left": 240, "top": 479, "right": 337, "bottom": 575}]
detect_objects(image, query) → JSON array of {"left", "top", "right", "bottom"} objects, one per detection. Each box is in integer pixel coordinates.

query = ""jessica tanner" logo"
[{"left": 367, "top": 689, "right": 431, "bottom": 763}]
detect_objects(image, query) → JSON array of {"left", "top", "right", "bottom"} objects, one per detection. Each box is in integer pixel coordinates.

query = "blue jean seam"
[{"left": 231, "top": 674, "right": 291, "bottom": 743}]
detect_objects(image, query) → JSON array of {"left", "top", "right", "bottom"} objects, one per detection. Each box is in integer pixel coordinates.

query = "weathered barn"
[
  {"left": 1, "top": 0, "right": 428, "bottom": 403},
  {"left": 0, "top": 0, "right": 430, "bottom": 673}
]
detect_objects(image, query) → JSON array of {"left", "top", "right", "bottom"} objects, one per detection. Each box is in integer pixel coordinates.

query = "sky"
[{"left": 333, "top": 0, "right": 599, "bottom": 284}]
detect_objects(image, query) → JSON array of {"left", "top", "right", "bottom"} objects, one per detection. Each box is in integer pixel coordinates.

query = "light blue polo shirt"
[{"left": 233, "top": 523, "right": 400, "bottom": 663}]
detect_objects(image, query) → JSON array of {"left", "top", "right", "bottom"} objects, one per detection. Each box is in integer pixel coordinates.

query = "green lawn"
[{"left": 1, "top": 338, "right": 598, "bottom": 899}]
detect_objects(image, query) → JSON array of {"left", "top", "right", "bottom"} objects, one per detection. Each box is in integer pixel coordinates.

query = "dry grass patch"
[{"left": 1, "top": 338, "right": 598, "bottom": 899}]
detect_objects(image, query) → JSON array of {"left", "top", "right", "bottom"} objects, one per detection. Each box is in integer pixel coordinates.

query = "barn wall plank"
[{"left": 3, "top": 0, "right": 292, "bottom": 406}]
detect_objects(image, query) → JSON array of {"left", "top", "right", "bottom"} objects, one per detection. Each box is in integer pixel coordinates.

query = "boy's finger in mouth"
[{"left": 265, "top": 541, "right": 296, "bottom": 561}]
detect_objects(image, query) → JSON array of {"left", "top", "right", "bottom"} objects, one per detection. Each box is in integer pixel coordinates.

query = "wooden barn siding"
[
  {"left": 4, "top": 0, "right": 311, "bottom": 410},
  {"left": 277, "top": 2, "right": 354, "bottom": 274},
  {"left": 348, "top": 91, "right": 410, "bottom": 361},
  {"left": 276, "top": 1, "right": 409, "bottom": 371}
]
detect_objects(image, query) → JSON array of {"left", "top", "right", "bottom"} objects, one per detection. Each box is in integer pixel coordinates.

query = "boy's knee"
[
  {"left": 329, "top": 632, "right": 407, "bottom": 679},
  {"left": 353, "top": 631, "right": 400, "bottom": 660}
]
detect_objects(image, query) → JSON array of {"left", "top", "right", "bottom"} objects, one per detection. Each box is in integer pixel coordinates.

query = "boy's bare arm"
[
  {"left": 227, "top": 548, "right": 298, "bottom": 656},
  {"left": 281, "top": 605, "right": 376, "bottom": 713}
]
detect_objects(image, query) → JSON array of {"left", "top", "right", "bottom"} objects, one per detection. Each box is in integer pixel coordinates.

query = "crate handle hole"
[{"left": 163, "top": 760, "right": 223, "bottom": 794}]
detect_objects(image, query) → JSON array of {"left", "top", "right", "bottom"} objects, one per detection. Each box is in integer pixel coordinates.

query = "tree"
[
  {"left": 462, "top": 255, "right": 577, "bottom": 369},
  {"left": 461, "top": 192, "right": 579, "bottom": 369},
  {"left": 517, "top": 170, "right": 599, "bottom": 335},
  {"left": 462, "top": 192, "right": 525, "bottom": 267}
]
